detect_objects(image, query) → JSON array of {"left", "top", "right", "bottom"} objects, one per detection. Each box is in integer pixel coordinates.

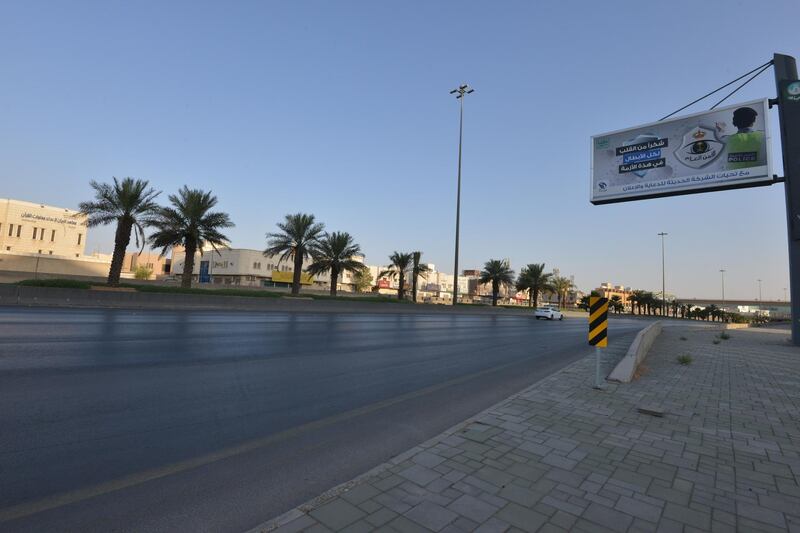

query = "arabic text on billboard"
[{"left": 591, "top": 99, "right": 772, "bottom": 204}]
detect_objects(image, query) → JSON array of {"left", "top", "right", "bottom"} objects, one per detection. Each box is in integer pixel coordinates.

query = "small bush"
[
  {"left": 712, "top": 339, "right": 721, "bottom": 345},
  {"left": 17, "top": 278, "right": 92, "bottom": 289},
  {"left": 680, "top": 336, "right": 687, "bottom": 341},
  {"left": 677, "top": 354, "right": 693, "bottom": 365},
  {"left": 133, "top": 265, "right": 153, "bottom": 280},
  {"left": 719, "top": 332, "right": 731, "bottom": 340}
]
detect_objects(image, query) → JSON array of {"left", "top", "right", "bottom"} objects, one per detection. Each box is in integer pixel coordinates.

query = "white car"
[{"left": 535, "top": 307, "right": 564, "bottom": 320}]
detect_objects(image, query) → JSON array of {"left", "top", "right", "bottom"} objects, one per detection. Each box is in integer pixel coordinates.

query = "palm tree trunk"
[
  {"left": 533, "top": 288, "right": 539, "bottom": 309},
  {"left": 107, "top": 219, "right": 132, "bottom": 286},
  {"left": 182, "top": 241, "right": 197, "bottom": 289},
  {"left": 412, "top": 273, "right": 417, "bottom": 303},
  {"left": 330, "top": 267, "right": 339, "bottom": 297},
  {"left": 292, "top": 252, "right": 303, "bottom": 295},
  {"left": 398, "top": 272, "right": 405, "bottom": 300},
  {"left": 492, "top": 281, "right": 498, "bottom": 306}
]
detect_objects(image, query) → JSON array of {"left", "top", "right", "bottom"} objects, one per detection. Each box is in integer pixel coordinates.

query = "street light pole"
[
  {"left": 449, "top": 84, "right": 474, "bottom": 306},
  {"left": 720, "top": 269, "right": 726, "bottom": 310},
  {"left": 658, "top": 232, "right": 667, "bottom": 316},
  {"left": 757, "top": 278, "right": 762, "bottom": 301}
]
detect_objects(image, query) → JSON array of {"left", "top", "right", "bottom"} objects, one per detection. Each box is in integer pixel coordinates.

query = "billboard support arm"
[{"left": 773, "top": 53, "right": 800, "bottom": 345}]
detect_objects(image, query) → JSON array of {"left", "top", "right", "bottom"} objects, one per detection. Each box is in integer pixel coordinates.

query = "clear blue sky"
[{"left": 1, "top": 0, "right": 797, "bottom": 300}]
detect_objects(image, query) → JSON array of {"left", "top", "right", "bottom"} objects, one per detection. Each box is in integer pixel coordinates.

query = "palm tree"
[
  {"left": 410, "top": 251, "right": 430, "bottom": 303},
  {"left": 79, "top": 177, "right": 161, "bottom": 286},
  {"left": 149, "top": 187, "right": 233, "bottom": 289},
  {"left": 265, "top": 213, "right": 325, "bottom": 295},
  {"left": 307, "top": 232, "right": 366, "bottom": 296},
  {"left": 551, "top": 276, "right": 575, "bottom": 309},
  {"left": 629, "top": 290, "right": 642, "bottom": 315},
  {"left": 610, "top": 295, "right": 623, "bottom": 314},
  {"left": 515, "top": 263, "right": 553, "bottom": 308},
  {"left": 380, "top": 252, "right": 414, "bottom": 300},
  {"left": 480, "top": 259, "right": 515, "bottom": 306}
]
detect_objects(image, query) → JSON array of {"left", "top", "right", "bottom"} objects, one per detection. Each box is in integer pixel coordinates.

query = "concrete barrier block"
[{"left": 607, "top": 321, "right": 663, "bottom": 383}]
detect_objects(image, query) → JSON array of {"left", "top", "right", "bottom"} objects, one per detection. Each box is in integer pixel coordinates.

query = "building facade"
[
  {"left": 595, "top": 282, "right": 633, "bottom": 309},
  {"left": 170, "top": 248, "right": 365, "bottom": 291},
  {"left": 0, "top": 198, "right": 87, "bottom": 257}
]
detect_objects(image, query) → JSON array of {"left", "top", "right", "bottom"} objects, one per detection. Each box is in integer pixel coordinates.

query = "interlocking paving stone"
[
  {"left": 254, "top": 326, "right": 800, "bottom": 532},
  {"left": 446, "top": 494, "right": 499, "bottom": 523},
  {"left": 308, "top": 499, "right": 366, "bottom": 531},
  {"left": 404, "top": 501, "right": 459, "bottom": 531}
]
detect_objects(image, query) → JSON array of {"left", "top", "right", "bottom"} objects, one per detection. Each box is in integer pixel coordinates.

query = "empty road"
[{"left": 0, "top": 306, "right": 644, "bottom": 532}]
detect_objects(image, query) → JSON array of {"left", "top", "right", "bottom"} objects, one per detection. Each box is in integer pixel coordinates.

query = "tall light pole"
[
  {"left": 720, "top": 269, "right": 726, "bottom": 309},
  {"left": 757, "top": 278, "right": 762, "bottom": 301},
  {"left": 449, "top": 84, "right": 474, "bottom": 306},
  {"left": 658, "top": 232, "right": 667, "bottom": 316}
]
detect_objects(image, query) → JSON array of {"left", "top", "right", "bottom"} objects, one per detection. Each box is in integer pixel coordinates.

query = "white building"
[
  {"left": 170, "top": 248, "right": 366, "bottom": 292},
  {"left": 0, "top": 198, "right": 87, "bottom": 257},
  {"left": 0, "top": 198, "right": 113, "bottom": 281}
]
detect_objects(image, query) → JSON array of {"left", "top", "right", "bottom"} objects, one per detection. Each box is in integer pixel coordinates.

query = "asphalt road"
[{"left": 0, "top": 307, "right": 645, "bottom": 532}]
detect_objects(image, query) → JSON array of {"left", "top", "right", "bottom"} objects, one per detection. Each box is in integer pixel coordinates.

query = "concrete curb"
[{"left": 606, "top": 321, "right": 663, "bottom": 383}]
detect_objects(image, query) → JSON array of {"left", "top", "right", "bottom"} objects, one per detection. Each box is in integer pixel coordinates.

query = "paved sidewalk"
[{"left": 254, "top": 325, "right": 799, "bottom": 533}]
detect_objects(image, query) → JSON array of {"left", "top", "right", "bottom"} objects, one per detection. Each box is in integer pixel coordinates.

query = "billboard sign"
[
  {"left": 271, "top": 270, "right": 313, "bottom": 285},
  {"left": 591, "top": 99, "right": 772, "bottom": 204}
]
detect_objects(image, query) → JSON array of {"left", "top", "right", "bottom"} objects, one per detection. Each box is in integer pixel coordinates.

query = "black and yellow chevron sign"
[{"left": 589, "top": 296, "right": 609, "bottom": 347}]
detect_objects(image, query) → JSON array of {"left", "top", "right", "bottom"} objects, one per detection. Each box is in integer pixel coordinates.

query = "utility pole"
[
  {"left": 720, "top": 269, "right": 726, "bottom": 309},
  {"left": 758, "top": 278, "right": 763, "bottom": 301},
  {"left": 774, "top": 53, "right": 800, "bottom": 345},
  {"left": 449, "top": 84, "right": 474, "bottom": 306},
  {"left": 658, "top": 232, "right": 667, "bottom": 316}
]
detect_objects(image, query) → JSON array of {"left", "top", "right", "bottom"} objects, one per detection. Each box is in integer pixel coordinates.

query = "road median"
[{"left": 0, "top": 283, "right": 586, "bottom": 317}]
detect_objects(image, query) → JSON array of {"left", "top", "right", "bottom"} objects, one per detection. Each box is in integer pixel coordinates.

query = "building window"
[
  {"left": 77, "top": 233, "right": 82, "bottom": 245},
  {"left": 48, "top": 251, "right": 53, "bottom": 255},
  {"left": 8, "top": 224, "right": 13, "bottom": 237},
  {"left": 16, "top": 225, "right": 21, "bottom": 238},
  {"left": 5, "top": 246, "right": 10, "bottom": 251},
  {"left": 51, "top": 229, "right": 56, "bottom": 242},
  {"left": 33, "top": 228, "right": 38, "bottom": 239},
  {"left": 253, "top": 261, "right": 261, "bottom": 269},
  {"left": 38, "top": 249, "right": 42, "bottom": 254},
  {"left": 40, "top": 228, "right": 45, "bottom": 241}
]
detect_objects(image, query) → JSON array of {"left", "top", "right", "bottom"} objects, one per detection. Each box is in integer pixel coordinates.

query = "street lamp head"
[{"left": 450, "top": 84, "right": 475, "bottom": 98}]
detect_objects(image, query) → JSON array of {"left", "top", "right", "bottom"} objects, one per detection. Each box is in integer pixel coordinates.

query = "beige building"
[
  {"left": 0, "top": 198, "right": 87, "bottom": 257},
  {"left": 595, "top": 282, "right": 633, "bottom": 309},
  {"left": 122, "top": 251, "right": 171, "bottom": 279},
  {"left": 170, "top": 248, "right": 365, "bottom": 291}
]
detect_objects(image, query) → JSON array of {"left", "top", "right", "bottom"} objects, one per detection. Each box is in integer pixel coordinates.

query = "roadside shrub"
[
  {"left": 133, "top": 265, "right": 153, "bottom": 280},
  {"left": 712, "top": 339, "right": 721, "bottom": 345},
  {"left": 17, "top": 278, "right": 91, "bottom": 289},
  {"left": 680, "top": 336, "right": 687, "bottom": 341},
  {"left": 677, "top": 354, "right": 693, "bottom": 365},
  {"left": 719, "top": 332, "right": 731, "bottom": 340}
]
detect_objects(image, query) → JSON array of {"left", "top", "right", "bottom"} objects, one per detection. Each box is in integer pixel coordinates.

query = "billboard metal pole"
[
  {"left": 658, "top": 232, "right": 667, "bottom": 316},
  {"left": 773, "top": 53, "right": 800, "bottom": 345}
]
